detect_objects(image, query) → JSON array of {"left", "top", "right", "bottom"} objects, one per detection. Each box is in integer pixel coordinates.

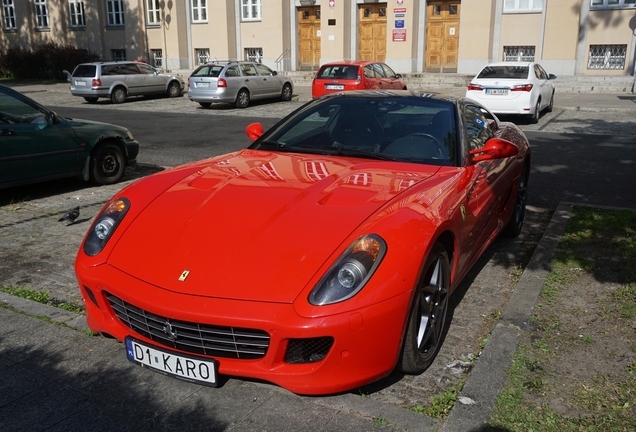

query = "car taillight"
[
  {"left": 510, "top": 84, "right": 533, "bottom": 92},
  {"left": 92, "top": 78, "right": 102, "bottom": 87},
  {"left": 467, "top": 83, "right": 483, "bottom": 91},
  {"left": 217, "top": 78, "right": 227, "bottom": 88}
]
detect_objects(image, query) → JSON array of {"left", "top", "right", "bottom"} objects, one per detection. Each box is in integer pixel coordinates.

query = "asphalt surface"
[{"left": 1, "top": 82, "right": 635, "bottom": 431}]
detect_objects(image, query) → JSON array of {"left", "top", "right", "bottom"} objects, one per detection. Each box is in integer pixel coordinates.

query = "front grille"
[
  {"left": 106, "top": 293, "right": 270, "bottom": 359},
  {"left": 285, "top": 337, "right": 334, "bottom": 364}
]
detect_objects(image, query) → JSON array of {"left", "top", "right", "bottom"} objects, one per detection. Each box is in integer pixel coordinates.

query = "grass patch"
[
  {"left": 0, "top": 286, "right": 84, "bottom": 314},
  {"left": 486, "top": 206, "right": 636, "bottom": 432}
]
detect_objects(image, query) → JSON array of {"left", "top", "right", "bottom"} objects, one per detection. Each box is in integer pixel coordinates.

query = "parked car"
[
  {"left": 311, "top": 60, "right": 407, "bottom": 98},
  {"left": 187, "top": 61, "right": 294, "bottom": 108},
  {"left": 465, "top": 61, "right": 556, "bottom": 123},
  {"left": 75, "top": 89, "right": 530, "bottom": 395},
  {"left": 69, "top": 61, "right": 186, "bottom": 104},
  {"left": 0, "top": 84, "right": 138, "bottom": 189}
]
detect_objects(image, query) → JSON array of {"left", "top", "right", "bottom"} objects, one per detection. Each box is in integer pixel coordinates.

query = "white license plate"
[
  {"left": 195, "top": 82, "right": 210, "bottom": 88},
  {"left": 74, "top": 81, "right": 86, "bottom": 86},
  {"left": 326, "top": 85, "right": 345, "bottom": 90},
  {"left": 486, "top": 88, "right": 508, "bottom": 95},
  {"left": 125, "top": 337, "right": 217, "bottom": 386}
]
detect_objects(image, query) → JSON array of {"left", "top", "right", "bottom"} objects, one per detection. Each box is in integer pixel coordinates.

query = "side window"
[
  {"left": 120, "top": 64, "right": 140, "bottom": 75},
  {"left": 363, "top": 65, "right": 375, "bottom": 78},
  {"left": 255, "top": 64, "right": 274, "bottom": 76},
  {"left": 381, "top": 63, "right": 397, "bottom": 78},
  {"left": 101, "top": 65, "right": 116, "bottom": 75},
  {"left": 371, "top": 63, "right": 386, "bottom": 78},
  {"left": 138, "top": 63, "right": 156, "bottom": 75},
  {"left": 225, "top": 66, "right": 240, "bottom": 77},
  {"left": 464, "top": 104, "right": 494, "bottom": 150},
  {"left": 240, "top": 63, "right": 257, "bottom": 76},
  {"left": 0, "top": 91, "right": 47, "bottom": 124}
]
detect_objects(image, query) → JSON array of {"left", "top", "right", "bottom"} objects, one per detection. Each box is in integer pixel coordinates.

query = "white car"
[{"left": 465, "top": 62, "right": 556, "bottom": 123}]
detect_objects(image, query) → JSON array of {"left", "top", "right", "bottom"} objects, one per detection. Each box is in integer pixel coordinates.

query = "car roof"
[
  {"left": 481, "top": 61, "right": 534, "bottom": 68},
  {"left": 318, "top": 60, "right": 378, "bottom": 68}
]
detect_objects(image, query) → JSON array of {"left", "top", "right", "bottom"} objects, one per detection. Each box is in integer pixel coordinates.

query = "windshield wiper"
[
  {"left": 332, "top": 144, "right": 399, "bottom": 162},
  {"left": 257, "top": 140, "right": 289, "bottom": 150}
]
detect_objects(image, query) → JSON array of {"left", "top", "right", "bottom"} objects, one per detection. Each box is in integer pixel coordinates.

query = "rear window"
[
  {"left": 316, "top": 65, "right": 360, "bottom": 80},
  {"left": 191, "top": 65, "right": 224, "bottom": 77},
  {"left": 477, "top": 66, "right": 529, "bottom": 79},
  {"left": 72, "top": 65, "right": 97, "bottom": 78}
]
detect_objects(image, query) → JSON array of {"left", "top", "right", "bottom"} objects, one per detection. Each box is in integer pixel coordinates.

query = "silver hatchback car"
[
  {"left": 70, "top": 61, "right": 186, "bottom": 104},
  {"left": 188, "top": 61, "right": 294, "bottom": 108}
]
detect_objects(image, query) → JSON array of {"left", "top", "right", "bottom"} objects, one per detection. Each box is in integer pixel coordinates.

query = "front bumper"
[{"left": 76, "top": 262, "right": 411, "bottom": 395}]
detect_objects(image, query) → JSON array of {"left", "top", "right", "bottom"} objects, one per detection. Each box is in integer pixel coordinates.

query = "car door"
[
  {"left": 533, "top": 64, "right": 552, "bottom": 110},
  {"left": 255, "top": 63, "right": 281, "bottom": 97},
  {"left": 137, "top": 62, "right": 165, "bottom": 94},
  {"left": 0, "top": 89, "right": 81, "bottom": 186},
  {"left": 380, "top": 63, "right": 404, "bottom": 90},
  {"left": 363, "top": 64, "right": 381, "bottom": 89},
  {"left": 120, "top": 63, "right": 145, "bottom": 96},
  {"left": 239, "top": 63, "right": 264, "bottom": 97}
]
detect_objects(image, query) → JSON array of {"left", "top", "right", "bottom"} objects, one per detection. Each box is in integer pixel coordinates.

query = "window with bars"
[
  {"left": 244, "top": 47, "right": 263, "bottom": 63},
  {"left": 195, "top": 48, "right": 210, "bottom": 65},
  {"left": 147, "top": 0, "right": 161, "bottom": 25},
  {"left": 69, "top": 0, "right": 85, "bottom": 27},
  {"left": 503, "top": 0, "right": 543, "bottom": 12},
  {"left": 192, "top": 0, "right": 207, "bottom": 23},
  {"left": 151, "top": 49, "right": 163, "bottom": 68},
  {"left": 111, "top": 49, "right": 126, "bottom": 61},
  {"left": 590, "top": 0, "right": 635, "bottom": 8},
  {"left": 587, "top": 45, "right": 627, "bottom": 70},
  {"left": 503, "top": 46, "right": 535, "bottom": 62},
  {"left": 2, "top": 0, "right": 16, "bottom": 30},
  {"left": 34, "top": 0, "right": 50, "bottom": 29},
  {"left": 241, "top": 0, "right": 261, "bottom": 21},
  {"left": 107, "top": 0, "right": 124, "bottom": 26}
]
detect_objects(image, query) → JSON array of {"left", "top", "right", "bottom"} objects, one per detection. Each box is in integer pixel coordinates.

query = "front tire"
[
  {"left": 281, "top": 83, "right": 292, "bottom": 101},
  {"left": 400, "top": 244, "right": 450, "bottom": 374},
  {"left": 167, "top": 81, "right": 181, "bottom": 98},
  {"left": 91, "top": 143, "right": 125, "bottom": 185},
  {"left": 503, "top": 162, "right": 529, "bottom": 237},
  {"left": 235, "top": 89, "right": 250, "bottom": 108},
  {"left": 110, "top": 87, "right": 127, "bottom": 104}
]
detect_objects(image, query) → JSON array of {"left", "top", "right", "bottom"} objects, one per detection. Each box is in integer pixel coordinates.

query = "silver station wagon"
[
  {"left": 70, "top": 61, "right": 186, "bottom": 104},
  {"left": 187, "top": 61, "right": 294, "bottom": 108}
]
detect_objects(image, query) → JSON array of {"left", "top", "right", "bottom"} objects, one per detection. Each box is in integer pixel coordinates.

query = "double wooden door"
[
  {"left": 426, "top": 1, "right": 461, "bottom": 72},
  {"left": 298, "top": 6, "right": 321, "bottom": 71},
  {"left": 358, "top": 4, "right": 387, "bottom": 62}
]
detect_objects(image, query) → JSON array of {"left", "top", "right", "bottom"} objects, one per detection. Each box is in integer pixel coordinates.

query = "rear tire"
[
  {"left": 530, "top": 99, "right": 541, "bottom": 124},
  {"left": 110, "top": 87, "right": 127, "bottom": 104},
  {"left": 400, "top": 244, "right": 450, "bottom": 374},
  {"left": 91, "top": 143, "right": 125, "bottom": 185},
  {"left": 235, "top": 89, "right": 250, "bottom": 108},
  {"left": 546, "top": 93, "right": 554, "bottom": 113}
]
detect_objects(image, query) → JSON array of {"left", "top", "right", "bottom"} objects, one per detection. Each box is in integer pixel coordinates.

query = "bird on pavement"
[{"left": 59, "top": 206, "right": 80, "bottom": 224}]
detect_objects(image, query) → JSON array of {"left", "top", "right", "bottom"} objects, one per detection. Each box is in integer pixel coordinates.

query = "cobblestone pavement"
[{"left": 0, "top": 83, "right": 633, "bottom": 409}]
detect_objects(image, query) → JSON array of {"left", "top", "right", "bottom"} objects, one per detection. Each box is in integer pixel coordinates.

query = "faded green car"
[{"left": 0, "top": 84, "right": 139, "bottom": 189}]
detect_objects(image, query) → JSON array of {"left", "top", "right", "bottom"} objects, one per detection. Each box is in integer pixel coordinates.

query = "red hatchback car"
[{"left": 311, "top": 60, "right": 407, "bottom": 98}]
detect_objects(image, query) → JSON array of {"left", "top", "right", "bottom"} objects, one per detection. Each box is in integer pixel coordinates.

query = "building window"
[
  {"left": 241, "top": 0, "right": 261, "bottom": 21},
  {"left": 107, "top": 0, "right": 124, "bottom": 26},
  {"left": 503, "top": 46, "right": 535, "bottom": 62},
  {"left": 588, "top": 44, "right": 627, "bottom": 70},
  {"left": 151, "top": 49, "right": 163, "bottom": 68},
  {"left": 192, "top": 0, "right": 207, "bottom": 23},
  {"left": 503, "top": 0, "right": 543, "bottom": 12},
  {"left": 34, "top": 0, "right": 50, "bottom": 29},
  {"left": 244, "top": 47, "right": 263, "bottom": 63},
  {"left": 590, "top": 0, "right": 635, "bottom": 8},
  {"left": 146, "top": 0, "right": 161, "bottom": 25},
  {"left": 195, "top": 48, "right": 210, "bottom": 65},
  {"left": 111, "top": 49, "right": 126, "bottom": 61},
  {"left": 69, "top": 0, "right": 85, "bottom": 27},
  {"left": 2, "top": 0, "right": 16, "bottom": 30}
]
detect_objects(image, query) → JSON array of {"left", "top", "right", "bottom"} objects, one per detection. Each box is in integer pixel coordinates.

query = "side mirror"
[
  {"left": 549, "top": 74, "right": 557, "bottom": 80},
  {"left": 469, "top": 138, "right": 519, "bottom": 163},
  {"left": 246, "top": 122, "right": 264, "bottom": 140}
]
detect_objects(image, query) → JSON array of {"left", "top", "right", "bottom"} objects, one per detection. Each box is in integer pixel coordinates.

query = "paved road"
[{"left": 1, "top": 83, "right": 635, "bottom": 431}]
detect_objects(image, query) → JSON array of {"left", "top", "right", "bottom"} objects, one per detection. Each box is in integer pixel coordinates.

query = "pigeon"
[{"left": 59, "top": 206, "right": 80, "bottom": 224}]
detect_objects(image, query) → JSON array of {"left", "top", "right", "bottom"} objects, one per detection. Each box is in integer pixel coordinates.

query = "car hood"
[
  {"left": 63, "top": 116, "right": 129, "bottom": 135},
  {"left": 108, "top": 150, "right": 441, "bottom": 303}
]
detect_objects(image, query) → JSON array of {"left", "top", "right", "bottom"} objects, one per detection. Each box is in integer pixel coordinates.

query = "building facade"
[{"left": 2, "top": 0, "right": 635, "bottom": 76}]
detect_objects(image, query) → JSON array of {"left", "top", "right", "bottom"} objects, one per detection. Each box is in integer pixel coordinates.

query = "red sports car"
[{"left": 75, "top": 90, "right": 530, "bottom": 395}]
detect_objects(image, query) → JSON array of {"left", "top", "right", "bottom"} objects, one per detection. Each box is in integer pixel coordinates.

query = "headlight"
[
  {"left": 309, "top": 234, "right": 386, "bottom": 306},
  {"left": 83, "top": 197, "right": 130, "bottom": 256},
  {"left": 126, "top": 129, "right": 135, "bottom": 140}
]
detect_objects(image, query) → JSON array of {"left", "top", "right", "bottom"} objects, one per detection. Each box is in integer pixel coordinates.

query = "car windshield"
[
  {"left": 477, "top": 65, "right": 529, "bottom": 79},
  {"left": 316, "top": 65, "right": 360, "bottom": 80},
  {"left": 251, "top": 96, "right": 457, "bottom": 166},
  {"left": 191, "top": 65, "right": 224, "bottom": 77}
]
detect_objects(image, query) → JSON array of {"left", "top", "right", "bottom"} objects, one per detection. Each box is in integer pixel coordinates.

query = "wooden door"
[
  {"left": 298, "top": 7, "right": 321, "bottom": 71},
  {"left": 426, "top": 1, "right": 460, "bottom": 72},
  {"left": 358, "top": 4, "right": 387, "bottom": 62}
]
